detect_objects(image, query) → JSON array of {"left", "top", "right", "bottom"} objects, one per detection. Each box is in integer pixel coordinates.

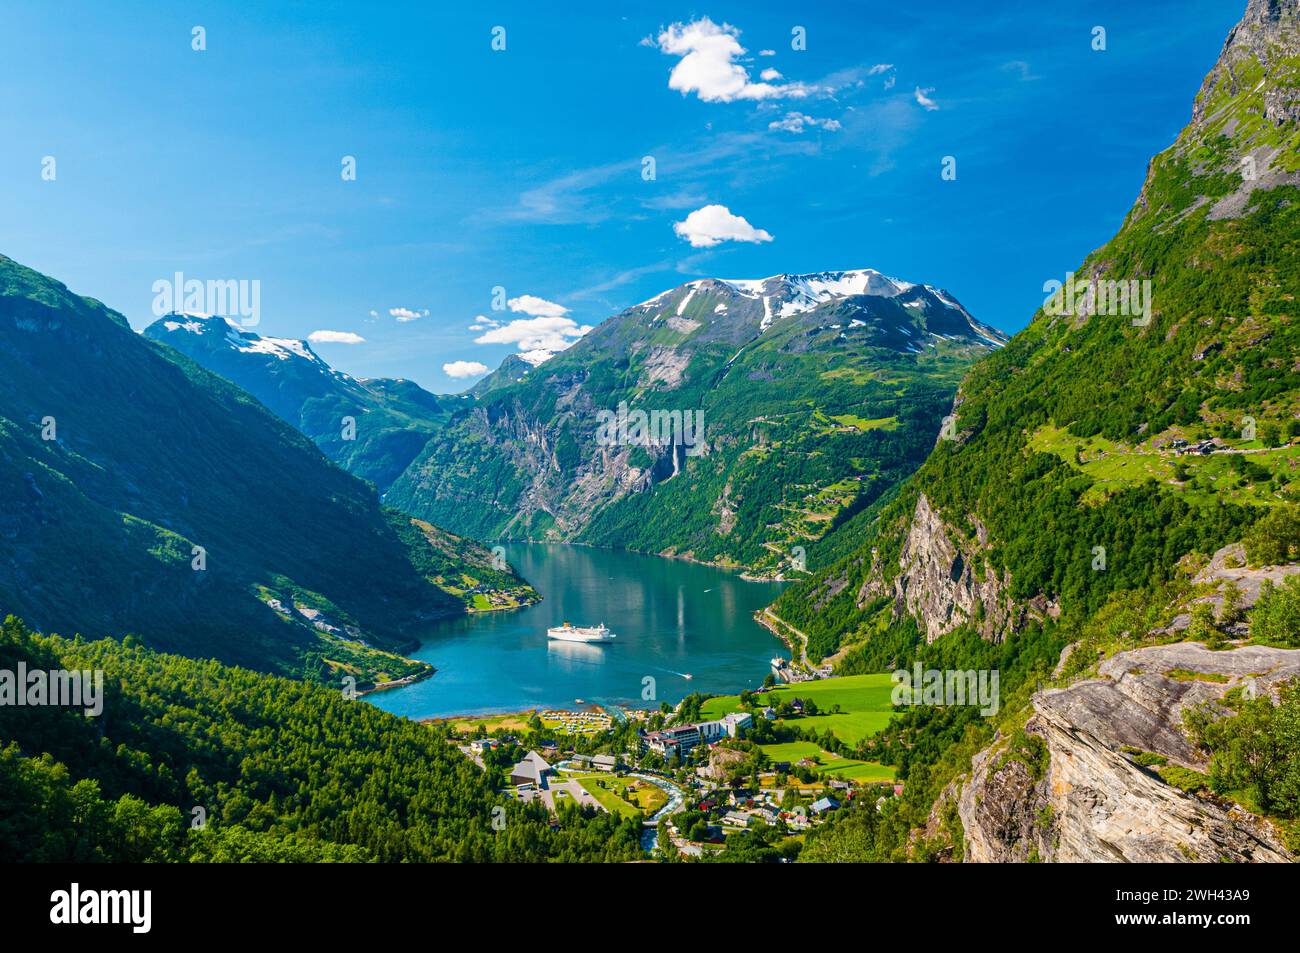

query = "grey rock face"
[
  {"left": 959, "top": 642, "right": 1298, "bottom": 863},
  {"left": 858, "top": 493, "right": 1057, "bottom": 643}
]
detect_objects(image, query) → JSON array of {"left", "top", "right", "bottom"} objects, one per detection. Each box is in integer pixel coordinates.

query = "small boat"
[
  {"left": 547, "top": 621, "right": 617, "bottom": 644},
  {"left": 683, "top": 673, "right": 693, "bottom": 681}
]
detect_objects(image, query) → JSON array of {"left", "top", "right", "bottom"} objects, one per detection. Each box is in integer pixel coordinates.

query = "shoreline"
[
  {"left": 357, "top": 666, "right": 435, "bottom": 697},
  {"left": 421, "top": 701, "right": 645, "bottom": 730},
  {"left": 495, "top": 537, "right": 794, "bottom": 583}
]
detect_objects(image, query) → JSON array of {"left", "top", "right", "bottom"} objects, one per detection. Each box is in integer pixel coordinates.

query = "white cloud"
[
  {"left": 865, "top": 63, "right": 897, "bottom": 90},
  {"left": 758, "top": 49, "right": 776, "bottom": 56},
  {"left": 768, "top": 111, "right": 842, "bottom": 134},
  {"left": 307, "top": 330, "right": 365, "bottom": 344},
  {"left": 1001, "top": 60, "right": 1040, "bottom": 82},
  {"left": 672, "top": 204, "right": 774, "bottom": 247},
  {"left": 443, "top": 360, "right": 490, "bottom": 379},
  {"left": 474, "top": 315, "right": 592, "bottom": 357},
  {"left": 507, "top": 294, "right": 570, "bottom": 318},
  {"left": 914, "top": 86, "right": 939, "bottom": 111},
  {"left": 389, "top": 306, "right": 428, "bottom": 322},
  {"left": 468, "top": 314, "right": 500, "bottom": 331},
  {"left": 759, "top": 68, "right": 783, "bottom": 81},
  {"left": 652, "top": 17, "right": 812, "bottom": 103}
]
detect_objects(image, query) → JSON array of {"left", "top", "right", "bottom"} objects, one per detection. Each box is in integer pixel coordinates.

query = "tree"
[
  {"left": 1251, "top": 577, "right": 1300, "bottom": 647},
  {"left": 1244, "top": 504, "right": 1300, "bottom": 566}
]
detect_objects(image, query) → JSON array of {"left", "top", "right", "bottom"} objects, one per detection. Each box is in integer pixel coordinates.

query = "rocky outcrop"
[
  {"left": 860, "top": 494, "right": 1056, "bottom": 642},
  {"left": 961, "top": 730, "right": 1054, "bottom": 863},
  {"left": 1155, "top": 543, "right": 1300, "bottom": 636},
  {"left": 1191, "top": 0, "right": 1300, "bottom": 219},
  {"left": 959, "top": 642, "right": 1299, "bottom": 863}
]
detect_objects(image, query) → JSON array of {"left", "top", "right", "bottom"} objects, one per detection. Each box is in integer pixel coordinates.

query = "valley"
[{"left": 1, "top": 0, "right": 1298, "bottom": 876}]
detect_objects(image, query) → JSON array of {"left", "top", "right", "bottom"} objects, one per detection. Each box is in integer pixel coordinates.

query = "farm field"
[
  {"left": 1029, "top": 424, "right": 1299, "bottom": 507},
  {"left": 700, "top": 673, "right": 897, "bottom": 745},
  {"left": 758, "top": 741, "right": 895, "bottom": 783}
]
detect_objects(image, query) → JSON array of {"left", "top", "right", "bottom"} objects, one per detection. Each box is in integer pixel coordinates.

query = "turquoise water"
[{"left": 366, "top": 543, "right": 789, "bottom": 719}]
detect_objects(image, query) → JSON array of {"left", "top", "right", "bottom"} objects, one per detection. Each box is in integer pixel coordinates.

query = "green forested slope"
[
  {"left": 775, "top": 0, "right": 1300, "bottom": 664},
  {"left": 0, "top": 616, "right": 639, "bottom": 862},
  {"left": 784, "top": 0, "right": 1300, "bottom": 859},
  {"left": 0, "top": 254, "right": 530, "bottom": 685},
  {"left": 144, "top": 314, "right": 454, "bottom": 492}
]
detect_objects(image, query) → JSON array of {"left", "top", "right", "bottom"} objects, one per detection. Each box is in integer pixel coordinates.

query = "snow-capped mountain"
[
  {"left": 144, "top": 313, "right": 450, "bottom": 490},
  {"left": 388, "top": 267, "right": 1008, "bottom": 574},
  {"left": 630, "top": 268, "right": 1006, "bottom": 344},
  {"left": 149, "top": 313, "right": 339, "bottom": 382}
]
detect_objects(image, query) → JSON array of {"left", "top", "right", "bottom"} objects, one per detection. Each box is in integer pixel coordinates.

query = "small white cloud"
[
  {"left": 389, "top": 306, "right": 428, "bottom": 322},
  {"left": 474, "top": 315, "right": 592, "bottom": 360},
  {"left": 759, "top": 68, "right": 783, "bottom": 81},
  {"left": 652, "top": 17, "right": 812, "bottom": 103},
  {"left": 758, "top": 48, "right": 776, "bottom": 56},
  {"left": 468, "top": 314, "right": 500, "bottom": 331},
  {"left": 1001, "top": 60, "right": 1039, "bottom": 82},
  {"left": 368, "top": 309, "right": 379, "bottom": 319},
  {"left": 507, "top": 294, "right": 570, "bottom": 318},
  {"left": 768, "top": 111, "right": 842, "bottom": 134},
  {"left": 867, "top": 64, "right": 897, "bottom": 89},
  {"left": 443, "top": 360, "right": 490, "bottom": 379},
  {"left": 914, "top": 86, "right": 939, "bottom": 111},
  {"left": 307, "top": 330, "right": 365, "bottom": 344},
  {"left": 673, "top": 204, "right": 774, "bottom": 248}
]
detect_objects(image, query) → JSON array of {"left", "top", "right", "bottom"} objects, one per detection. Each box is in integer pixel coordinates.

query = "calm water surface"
[{"left": 366, "top": 543, "right": 789, "bottom": 719}]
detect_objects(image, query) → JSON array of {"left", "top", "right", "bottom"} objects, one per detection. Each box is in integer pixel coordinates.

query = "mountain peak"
[
  {"left": 626, "top": 267, "right": 1006, "bottom": 347},
  {"left": 148, "top": 312, "right": 327, "bottom": 367}
]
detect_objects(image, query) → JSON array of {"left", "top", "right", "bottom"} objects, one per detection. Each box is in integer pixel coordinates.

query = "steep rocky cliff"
[
  {"left": 855, "top": 493, "right": 1061, "bottom": 643},
  {"left": 959, "top": 641, "right": 1298, "bottom": 863}
]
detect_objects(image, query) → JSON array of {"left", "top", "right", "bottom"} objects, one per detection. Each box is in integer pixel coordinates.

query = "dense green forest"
[{"left": 0, "top": 616, "right": 640, "bottom": 862}]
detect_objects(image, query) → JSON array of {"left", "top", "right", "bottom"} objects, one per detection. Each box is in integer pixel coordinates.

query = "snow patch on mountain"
[{"left": 153, "top": 312, "right": 329, "bottom": 366}]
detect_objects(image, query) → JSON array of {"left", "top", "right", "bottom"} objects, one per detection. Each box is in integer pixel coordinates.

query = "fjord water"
[{"left": 366, "top": 543, "right": 789, "bottom": 719}]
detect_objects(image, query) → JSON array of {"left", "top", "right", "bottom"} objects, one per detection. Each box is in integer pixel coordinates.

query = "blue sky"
[{"left": 0, "top": 0, "right": 1242, "bottom": 392}]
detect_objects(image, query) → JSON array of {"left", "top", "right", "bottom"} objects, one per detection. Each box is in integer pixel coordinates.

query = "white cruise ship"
[{"left": 546, "top": 622, "right": 616, "bottom": 644}]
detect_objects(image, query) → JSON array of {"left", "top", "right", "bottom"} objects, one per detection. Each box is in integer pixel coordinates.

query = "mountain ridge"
[
  {"left": 0, "top": 253, "right": 533, "bottom": 686},
  {"left": 144, "top": 313, "right": 452, "bottom": 491},
  {"left": 386, "top": 266, "right": 1007, "bottom": 575}
]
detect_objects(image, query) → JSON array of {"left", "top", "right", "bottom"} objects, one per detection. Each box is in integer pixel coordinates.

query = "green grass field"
[
  {"left": 571, "top": 774, "right": 665, "bottom": 818},
  {"left": 830, "top": 414, "right": 898, "bottom": 432},
  {"left": 700, "top": 673, "right": 897, "bottom": 745},
  {"left": 757, "top": 740, "right": 823, "bottom": 761},
  {"left": 818, "top": 759, "right": 895, "bottom": 782},
  {"left": 1029, "top": 424, "right": 1299, "bottom": 507},
  {"left": 757, "top": 740, "right": 895, "bottom": 783}
]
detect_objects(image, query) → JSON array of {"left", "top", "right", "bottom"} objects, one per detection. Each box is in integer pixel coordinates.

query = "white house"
[
  {"left": 722, "top": 711, "right": 753, "bottom": 738},
  {"left": 696, "top": 720, "right": 729, "bottom": 744}
]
